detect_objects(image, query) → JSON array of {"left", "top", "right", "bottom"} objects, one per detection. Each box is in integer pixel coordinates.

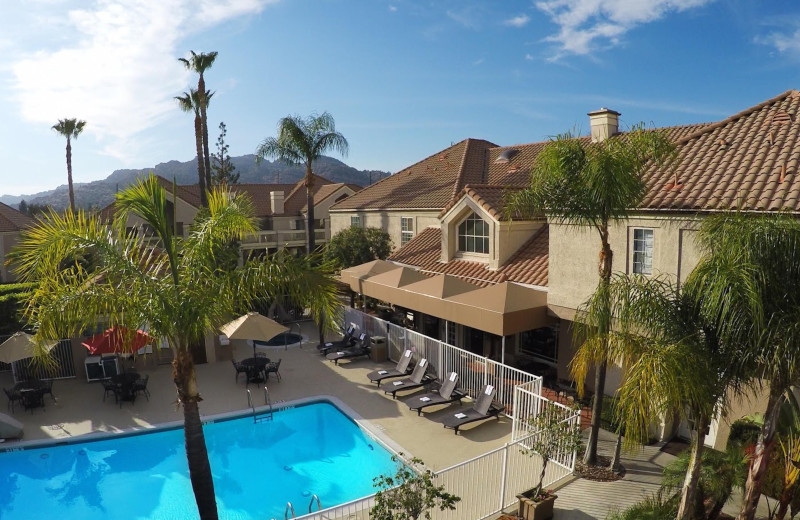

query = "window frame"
[
  {"left": 400, "top": 217, "right": 414, "bottom": 246},
  {"left": 632, "top": 228, "right": 654, "bottom": 275},
  {"left": 350, "top": 215, "right": 361, "bottom": 228},
  {"left": 457, "top": 212, "right": 490, "bottom": 255}
]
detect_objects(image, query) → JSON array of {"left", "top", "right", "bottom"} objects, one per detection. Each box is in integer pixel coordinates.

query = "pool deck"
[{"left": 0, "top": 321, "right": 511, "bottom": 472}]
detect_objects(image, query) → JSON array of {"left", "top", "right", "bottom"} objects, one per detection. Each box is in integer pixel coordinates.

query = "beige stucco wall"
[
  {"left": 548, "top": 214, "right": 702, "bottom": 312},
  {"left": 1, "top": 232, "right": 21, "bottom": 282},
  {"left": 330, "top": 210, "right": 440, "bottom": 251}
]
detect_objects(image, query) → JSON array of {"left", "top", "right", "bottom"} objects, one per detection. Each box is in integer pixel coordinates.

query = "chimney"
[
  {"left": 270, "top": 191, "right": 284, "bottom": 215},
  {"left": 588, "top": 108, "right": 621, "bottom": 143}
]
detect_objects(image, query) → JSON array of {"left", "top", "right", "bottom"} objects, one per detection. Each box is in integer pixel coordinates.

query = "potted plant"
[
  {"left": 517, "top": 404, "right": 583, "bottom": 520},
  {"left": 371, "top": 454, "right": 460, "bottom": 520}
]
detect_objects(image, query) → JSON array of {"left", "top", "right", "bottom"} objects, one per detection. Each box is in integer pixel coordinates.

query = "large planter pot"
[{"left": 516, "top": 491, "right": 557, "bottom": 520}]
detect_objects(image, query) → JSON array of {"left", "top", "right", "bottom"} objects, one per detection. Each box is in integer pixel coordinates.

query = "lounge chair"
[
  {"left": 440, "top": 384, "right": 505, "bottom": 435},
  {"left": 326, "top": 333, "right": 370, "bottom": 366},
  {"left": 379, "top": 358, "right": 434, "bottom": 399},
  {"left": 265, "top": 359, "right": 282, "bottom": 381},
  {"left": 366, "top": 349, "right": 413, "bottom": 386},
  {"left": 317, "top": 325, "right": 357, "bottom": 355},
  {"left": 404, "top": 372, "right": 465, "bottom": 416}
]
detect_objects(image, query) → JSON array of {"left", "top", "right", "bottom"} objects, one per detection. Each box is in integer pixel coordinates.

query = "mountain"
[{"left": 1, "top": 155, "right": 390, "bottom": 211}]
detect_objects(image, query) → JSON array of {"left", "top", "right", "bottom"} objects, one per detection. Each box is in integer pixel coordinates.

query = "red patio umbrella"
[{"left": 82, "top": 327, "right": 152, "bottom": 356}]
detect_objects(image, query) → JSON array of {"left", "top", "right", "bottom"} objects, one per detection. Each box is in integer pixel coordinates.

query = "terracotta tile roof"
[
  {"left": 439, "top": 184, "right": 524, "bottom": 220},
  {"left": 0, "top": 202, "right": 34, "bottom": 232},
  {"left": 330, "top": 139, "right": 497, "bottom": 211},
  {"left": 283, "top": 175, "right": 335, "bottom": 215},
  {"left": 300, "top": 182, "right": 363, "bottom": 212},
  {"left": 642, "top": 90, "right": 800, "bottom": 212},
  {"left": 388, "top": 225, "right": 549, "bottom": 287},
  {"left": 227, "top": 183, "right": 296, "bottom": 217}
]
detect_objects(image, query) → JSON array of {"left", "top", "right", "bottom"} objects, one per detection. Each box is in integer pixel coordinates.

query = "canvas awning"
[
  {"left": 340, "top": 260, "right": 400, "bottom": 293},
  {"left": 359, "top": 266, "right": 431, "bottom": 307}
]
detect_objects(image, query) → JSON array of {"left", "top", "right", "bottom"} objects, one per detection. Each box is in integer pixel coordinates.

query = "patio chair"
[
  {"left": 21, "top": 389, "right": 45, "bottom": 413},
  {"left": 317, "top": 325, "right": 357, "bottom": 355},
  {"left": 404, "top": 372, "right": 465, "bottom": 416},
  {"left": 40, "top": 379, "right": 55, "bottom": 402},
  {"left": 3, "top": 387, "right": 22, "bottom": 413},
  {"left": 440, "top": 384, "right": 505, "bottom": 435},
  {"left": 379, "top": 358, "right": 434, "bottom": 399},
  {"left": 232, "top": 359, "right": 249, "bottom": 384},
  {"left": 325, "top": 333, "right": 370, "bottom": 366},
  {"left": 133, "top": 374, "right": 150, "bottom": 401},
  {"left": 115, "top": 382, "right": 137, "bottom": 408},
  {"left": 101, "top": 379, "right": 118, "bottom": 402},
  {"left": 367, "top": 349, "right": 414, "bottom": 386},
  {"left": 264, "top": 359, "right": 282, "bottom": 381}
]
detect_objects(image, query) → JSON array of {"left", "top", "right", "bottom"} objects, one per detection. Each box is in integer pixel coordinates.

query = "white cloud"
[
  {"left": 473, "top": 57, "right": 485, "bottom": 66},
  {"left": 9, "top": 0, "right": 276, "bottom": 162},
  {"left": 504, "top": 14, "right": 531, "bottom": 28},
  {"left": 756, "top": 26, "right": 800, "bottom": 55},
  {"left": 535, "top": 0, "right": 715, "bottom": 58},
  {"left": 525, "top": 53, "right": 534, "bottom": 60},
  {"left": 389, "top": 5, "right": 397, "bottom": 12}
]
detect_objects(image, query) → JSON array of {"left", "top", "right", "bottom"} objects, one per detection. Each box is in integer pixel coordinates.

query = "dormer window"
[{"left": 458, "top": 213, "right": 489, "bottom": 254}]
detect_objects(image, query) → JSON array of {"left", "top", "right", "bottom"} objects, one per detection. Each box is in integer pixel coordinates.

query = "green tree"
[
  {"left": 506, "top": 125, "right": 675, "bottom": 466},
  {"left": 255, "top": 112, "right": 349, "bottom": 253},
  {"left": 51, "top": 118, "right": 87, "bottom": 213},
  {"left": 175, "top": 89, "right": 214, "bottom": 207},
  {"left": 371, "top": 456, "right": 460, "bottom": 520},
  {"left": 8, "top": 176, "right": 340, "bottom": 520},
  {"left": 686, "top": 212, "right": 800, "bottom": 520},
  {"left": 179, "top": 51, "right": 217, "bottom": 191},
  {"left": 211, "top": 122, "right": 238, "bottom": 186},
  {"left": 324, "top": 226, "right": 392, "bottom": 269}
]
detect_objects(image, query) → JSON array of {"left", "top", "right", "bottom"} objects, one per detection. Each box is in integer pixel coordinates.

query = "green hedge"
[
  {"left": 0, "top": 289, "right": 32, "bottom": 335},
  {"left": 0, "top": 282, "right": 37, "bottom": 296}
]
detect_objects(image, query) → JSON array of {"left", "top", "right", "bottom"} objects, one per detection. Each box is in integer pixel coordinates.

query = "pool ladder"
[
  {"left": 246, "top": 386, "right": 273, "bottom": 423},
  {"left": 282, "top": 494, "right": 321, "bottom": 519}
]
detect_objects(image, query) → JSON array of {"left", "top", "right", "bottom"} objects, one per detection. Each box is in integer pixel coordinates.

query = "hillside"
[{"left": 1, "top": 155, "right": 389, "bottom": 211}]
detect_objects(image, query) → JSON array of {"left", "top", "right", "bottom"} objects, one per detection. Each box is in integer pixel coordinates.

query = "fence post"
[{"left": 499, "top": 442, "right": 509, "bottom": 513}]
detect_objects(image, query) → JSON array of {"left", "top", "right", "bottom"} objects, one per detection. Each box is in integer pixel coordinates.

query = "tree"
[
  {"left": 179, "top": 51, "right": 217, "bottom": 191},
  {"left": 51, "top": 118, "right": 87, "bottom": 213},
  {"left": 255, "top": 112, "right": 349, "bottom": 253},
  {"left": 506, "top": 125, "right": 675, "bottom": 466},
  {"left": 371, "top": 455, "right": 460, "bottom": 520},
  {"left": 211, "top": 122, "right": 238, "bottom": 186},
  {"left": 176, "top": 89, "right": 214, "bottom": 207},
  {"left": 324, "top": 226, "right": 392, "bottom": 269},
  {"left": 686, "top": 212, "right": 800, "bottom": 520},
  {"left": 8, "top": 176, "right": 340, "bottom": 520}
]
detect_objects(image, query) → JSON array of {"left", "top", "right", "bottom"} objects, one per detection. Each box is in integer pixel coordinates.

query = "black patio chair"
[
  {"left": 232, "top": 359, "right": 249, "bottom": 384},
  {"left": 40, "top": 379, "right": 55, "bottom": 402},
  {"left": 21, "top": 389, "right": 45, "bottom": 413},
  {"left": 102, "top": 379, "right": 119, "bottom": 402},
  {"left": 133, "top": 374, "right": 150, "bottom": 401},
  {"left": 3, "top": 387, "right": 22, "bottom": 413},
  {"left": 264, "top": 359, "right": 282, "bottom": 381}
]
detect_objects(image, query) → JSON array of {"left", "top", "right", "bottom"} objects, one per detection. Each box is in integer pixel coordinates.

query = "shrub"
[
  {"left": 371, "top": 455, "right": 460, "bottom": 520},
  {"left": 606, "top": 492, "right": 677, "bottom": 520}
]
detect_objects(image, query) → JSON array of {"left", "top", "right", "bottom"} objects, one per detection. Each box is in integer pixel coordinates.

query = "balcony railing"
[{"left": 241, "top": 228, "right": 328, "bottom": 248}]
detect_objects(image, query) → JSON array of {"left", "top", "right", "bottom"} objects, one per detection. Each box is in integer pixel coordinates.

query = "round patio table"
[{"left": 240, "top": 357, "right": 270, "bottom": 382}]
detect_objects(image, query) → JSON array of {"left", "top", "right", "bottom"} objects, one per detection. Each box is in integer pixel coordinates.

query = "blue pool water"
[{"left": 0, "top": 401, "right": 398, "bottom": 520}]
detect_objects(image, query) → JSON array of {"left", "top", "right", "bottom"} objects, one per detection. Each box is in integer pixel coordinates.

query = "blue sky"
[{"left": 1, "top": 0, "right": 800, "bottom": 197}]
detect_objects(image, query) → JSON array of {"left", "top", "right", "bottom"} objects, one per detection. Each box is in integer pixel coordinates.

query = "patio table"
[{"left": 240, "top": 357, "right": 270, "bottom": 383}]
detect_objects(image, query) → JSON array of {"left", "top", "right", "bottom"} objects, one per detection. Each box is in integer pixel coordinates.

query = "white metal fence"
[
  {"left": 1, "top": 337, "right": 76, "bottom": 383},
  {"left": 291, "top": 494, "right": 374, "bottom": 520},
  {"left": 343, "top": 307, "right": 542, "bottom": 418}
]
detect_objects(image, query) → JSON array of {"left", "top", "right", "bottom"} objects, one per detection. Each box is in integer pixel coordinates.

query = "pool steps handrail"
[
  {"left": 285, "top": 501, "right": 296, "bottom": 519},
  {"left": 246, "top": 387, "right": 273, "bottom": 423},
  {"left": 308, "top": 494, "right": 321, "bottom": 513}
]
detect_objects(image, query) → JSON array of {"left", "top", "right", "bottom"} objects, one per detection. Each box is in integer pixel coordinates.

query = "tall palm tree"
[
  {"left": 8, "top": 176, "right": 340, "bottom": 520},
  {"left": 176, "top": 89, "right": 214, "bottom": 207},
  {"left": 179, "top": 51, "right": 217, "bottom": 191},
  {"left": 255, "top": 112, "right": 349, "bottom": 253},
  {"left": 506, "top": 124, "right": 675, "bottom": 466},
  {"left": 51, "top": 118, "right": 87, "bottom": 213},
  {"left": 686, "top": 212, "right": 800, "bottom": 520}
]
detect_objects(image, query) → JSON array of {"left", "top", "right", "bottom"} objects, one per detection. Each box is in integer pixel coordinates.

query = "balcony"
[{"left": 241, "top": 228, "right": 328, "bottom": 249}]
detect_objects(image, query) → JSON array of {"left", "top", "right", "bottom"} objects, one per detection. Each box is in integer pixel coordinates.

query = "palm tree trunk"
[
  {"left": 174, "top": 349, "right": 218, "bottom": 519},
  {"left": 738, "top": 390, "right": 782, "bottom": 520},
  {"left": 677, "top": 418, "right": 708, "bottom": 520},
  {"left": 66, "top": 137, "right": 75, "bottom": 213},
  {"left": 194, "top": 114, "right": 208, "bottom": 207},
  {"left": 198, "top": 76, "right": 212, "bottom": 190},
  {"left": 609, "top": 430, "right": 623, "bottom": 472},
  {"left": 306, "top": 165, "right": 316, "bottom": 253}
]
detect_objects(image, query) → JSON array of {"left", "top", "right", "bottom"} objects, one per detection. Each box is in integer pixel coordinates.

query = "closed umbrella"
[
  {"left": 81, "top": 327, "right": 152, "bottom": 356},
  {"left": 0, "top": 332, "right": 57, "bottom": 364},
  {"left": 220, "top": 312, "right": 288, "bottom": 358}
]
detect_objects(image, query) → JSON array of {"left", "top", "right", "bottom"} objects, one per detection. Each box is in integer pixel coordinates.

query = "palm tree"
[
  {"left": 255, "top": 112, "right": 349, "bottom": 253},
  {"left": 179, "top": 51, "right": 217, "bottom": 191},
  {"left": 8, "top": 176, "right": 340, "bottom": 520},
  {"left": 51, "top": 118, "right": 87, "bottom": 213},
  {"left": 176, "top": 89, "right": 214, "bottom": 207},
  {"left": 686, "top": 212, "right": 800, "bottom": 520},
  {"left": 506, "top": 124, "right": 675, "bottom": 466}
]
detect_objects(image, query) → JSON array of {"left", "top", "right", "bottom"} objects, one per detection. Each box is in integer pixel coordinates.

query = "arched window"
[{"left": 458, "top": 213, "right": 489, "bottom": 254}]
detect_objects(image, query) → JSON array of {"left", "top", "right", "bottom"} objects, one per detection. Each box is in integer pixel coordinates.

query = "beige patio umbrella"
[
  {"left": 0, "top": 332, "right": 58, "bottom": 364},
  {"left": 219, "top": 312, "right": 288, "bottom": 358}
]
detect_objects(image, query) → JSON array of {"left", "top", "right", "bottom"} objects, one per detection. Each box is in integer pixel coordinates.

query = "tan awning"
[
  {"left": 340, "top": 259, "right": 400, "bottom": 293},
  {"left": 360, "top": 266, "right": 431, "bottom": 307},
  {"left": 396, "top": 274, "right": 480, "bottom": 321}
]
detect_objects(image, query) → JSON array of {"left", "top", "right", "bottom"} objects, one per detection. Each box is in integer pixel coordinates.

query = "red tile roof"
[
  {"left": 439, "top": 184, "right": 524, "bottom": 220},
  {"left": 0, "top": 202, "right": 34, "bottom": 232}
]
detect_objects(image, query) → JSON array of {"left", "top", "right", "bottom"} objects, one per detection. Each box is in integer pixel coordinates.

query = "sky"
[{"left": 1, "top": 0, "right": 800, "bottom": 197}]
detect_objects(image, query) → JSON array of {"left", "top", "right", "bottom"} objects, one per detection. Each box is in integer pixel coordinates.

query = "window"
[
  {"left": 519, "top": 326, "right": 558, "bottom": 362},
  {"left": 632, "top": 228, "right": 654, "bottom": 275},
  {"left": 457, "top": 213, "right": 489, "bottom": 254},
  {"left": 400, "top": 217, "right": 414, "bottom": 246},
  {"left": 350, "top": 215, "right": 361, "bottom": 228},
  {"left": 294, "top": 219, "right": 305, "bottom": 231}
]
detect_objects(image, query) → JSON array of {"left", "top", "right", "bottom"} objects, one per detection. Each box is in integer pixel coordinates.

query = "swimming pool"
[{"left": 0, "top": 400, "right": 399, "bottom": 519}]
